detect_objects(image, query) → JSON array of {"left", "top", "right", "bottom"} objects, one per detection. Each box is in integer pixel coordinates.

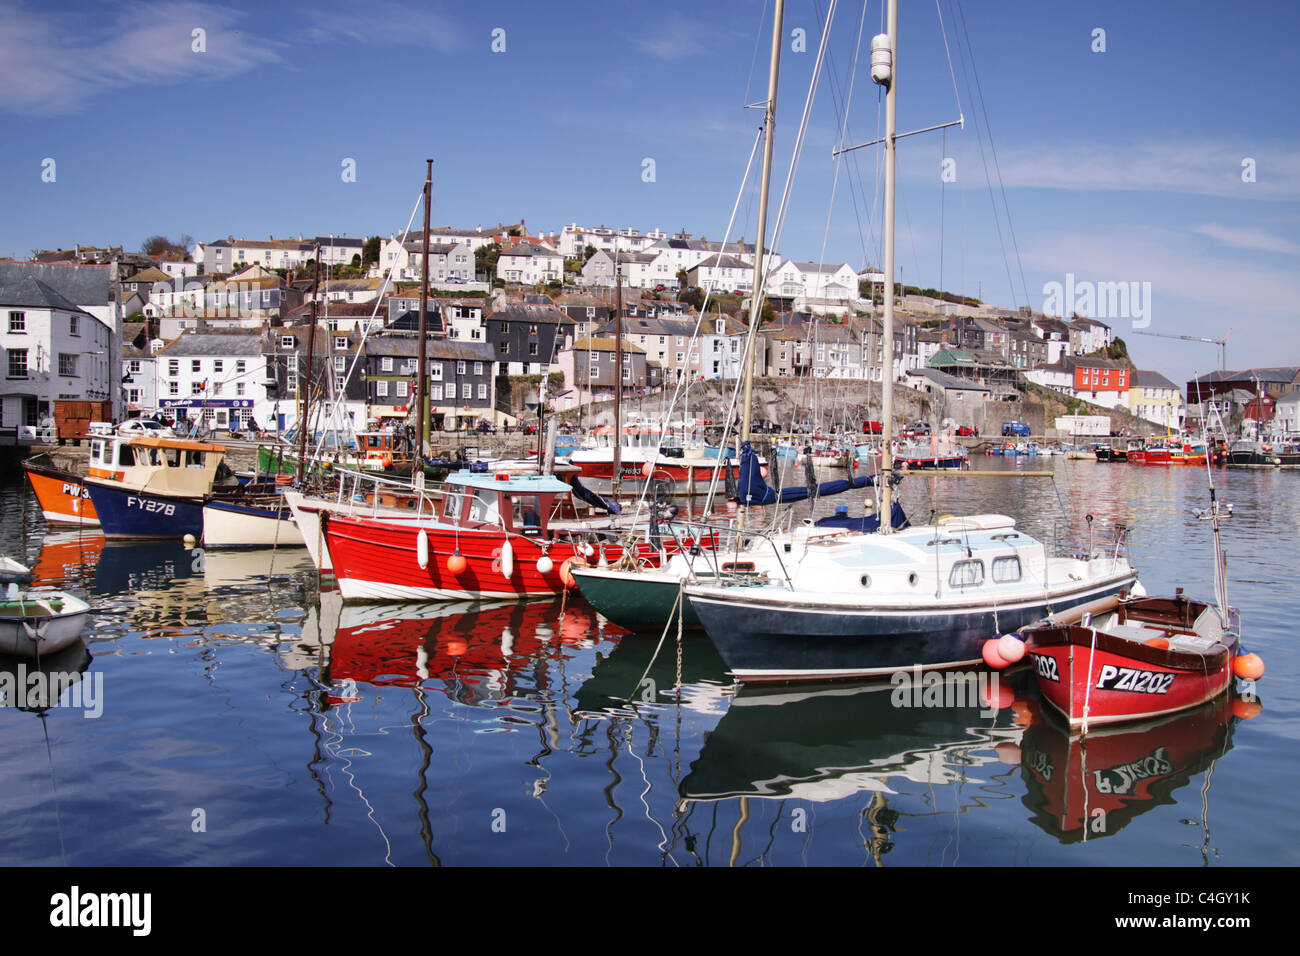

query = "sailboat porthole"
[
  {"left": 860, "top": 574, "right": 871, "bottom": 588},
  {"left": 908, "top": 572, "right": 918, "bottom": 586}
]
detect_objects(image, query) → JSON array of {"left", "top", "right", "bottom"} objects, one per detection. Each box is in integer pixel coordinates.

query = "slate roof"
[
  {"left": 156, "top": 333, "right": 267, "bottom": 357},
  {"left": 0, "top": 261, "right": 111, "bottom": 307},
  {"left": 0, "top": 274, "right": 93, "bottom": 315},
  {"left": 1133, "top": 369, "right": 1179, "bottom": 390}
]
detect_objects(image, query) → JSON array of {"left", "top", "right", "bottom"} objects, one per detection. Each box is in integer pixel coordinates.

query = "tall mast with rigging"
[
  {"left": 612, "top": 261, "right": 624, "bottom": 497},
  {"left": 740, "top": 0, "right": 783, "bottom": 450},
  {"left": 877, "top": 0, "right": 899, "bottom": 532},
  {"left": 295, "top": 246, "right": 322, "bottom": 486},
  {"left": 416, "top": 158, "right": 433, "bottom": 458}
]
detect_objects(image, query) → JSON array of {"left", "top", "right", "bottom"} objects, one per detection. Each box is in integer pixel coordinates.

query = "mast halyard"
[{"left": 416, "top": 158, "right": 433, "bottom": 459}]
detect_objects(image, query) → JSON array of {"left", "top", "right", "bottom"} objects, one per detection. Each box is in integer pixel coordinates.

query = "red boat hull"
[
  {"left": 322, "top": 512, "right": 615, "bottom": 602},
  {"left": 1026, "top": 621, "right": 1236, "bottom": 729}
]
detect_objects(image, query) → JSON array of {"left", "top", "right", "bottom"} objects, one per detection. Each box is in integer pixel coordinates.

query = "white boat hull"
[{"left": 202, "top": 500, "right": 305, "bottom": 548}]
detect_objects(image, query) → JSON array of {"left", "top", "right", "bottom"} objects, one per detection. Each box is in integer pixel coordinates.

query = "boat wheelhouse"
[{"left": 82, "top": 436, "right": 229, "bottom": 538}]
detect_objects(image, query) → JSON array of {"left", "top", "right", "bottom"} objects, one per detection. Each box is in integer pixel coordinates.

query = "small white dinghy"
[{"left": 0, "top": 556, "right": 91, "bottom": 658}]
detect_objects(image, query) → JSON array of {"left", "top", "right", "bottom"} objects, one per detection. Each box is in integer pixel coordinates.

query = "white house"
[
  {"left": 497, "top": 243, "right": 564, "bottom": 285},
  {"left": 0, "top": 275, "right": 114, "bottom": 437},
  {"left": 152, "top": 332, "right": 290, "bottom": 433}
]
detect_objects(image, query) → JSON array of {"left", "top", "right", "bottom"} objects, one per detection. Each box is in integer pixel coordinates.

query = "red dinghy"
[
  {"left": 1018, "top": 447, "right": 1260, "bottom": 732},
  {"left": 1022, "top": 590, "right": 1240, "bottom": 731}
]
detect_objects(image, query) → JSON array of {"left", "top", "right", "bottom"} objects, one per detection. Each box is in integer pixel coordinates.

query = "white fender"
[
  {"left": 536, "top": 554, "right": 553, "bottom": 575},
  {"left": 417, "top": 529, "right": 429, "bottom": 570},
  {"left": 500, "top": 539, "right": 514, "bottom": 579}
]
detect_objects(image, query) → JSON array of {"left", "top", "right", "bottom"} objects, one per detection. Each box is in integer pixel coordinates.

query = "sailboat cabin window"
[
  {"left": 992, "top": 556, "right": 1022, "bottom": 583},
  {"left": 949, "top": 560, "right": 985, "bottom": 589}
]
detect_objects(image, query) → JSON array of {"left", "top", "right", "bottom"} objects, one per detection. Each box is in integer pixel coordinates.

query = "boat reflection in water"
[
  {"left": 677, "top": 674, "right": 1029, "bottom": 865},
  {"left": 0, "top": 641, "right": 93, "bottom": 714},
  {"left": 1017, "top": 691, "right": 1243, "bottom": 846},
  {"left": 292, "top": 593, "right": 626, "bottom": 707}
]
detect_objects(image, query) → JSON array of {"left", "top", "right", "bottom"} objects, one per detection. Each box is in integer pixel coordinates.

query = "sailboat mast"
[
  {"left": 878, "top": 0, "right": 899, "bottom": 532},
  {"left": 613, "top": 263, "right": 624, "bottom": 497},
  {"left": 296, "top": 246, "right": 322, "bottom": 486},
  {"left": 740, "top": 0, "right": 784, "bottom": 447},
  {"left": 416, "top": 158, "right": 433, "bottom": 458}
]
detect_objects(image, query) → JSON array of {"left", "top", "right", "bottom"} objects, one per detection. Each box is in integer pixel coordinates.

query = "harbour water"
[{"left": 1, "top": 457, "right": 1296, "bottom": 867}]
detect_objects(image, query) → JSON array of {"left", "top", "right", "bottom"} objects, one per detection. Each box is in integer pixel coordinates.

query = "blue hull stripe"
[{"left": 84, "top": 482, "right": 205, "bottom": 538}]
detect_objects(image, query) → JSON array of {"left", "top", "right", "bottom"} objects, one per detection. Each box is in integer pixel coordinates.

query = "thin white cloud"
[
  {"left": 633, "top": 13, "right": 708, "bottom": 61},
  {"left": 991, "top": 142, "right": 1300, "bottom": 202},
  {"left": 0, "top": 1, "right": 282, "bottom": 116},
  {"left": 302, "top": 2, "right": 463, "bottom": 51},
  {"left": 1193, "top": 223, "right": 1300, "bottom": 256}
]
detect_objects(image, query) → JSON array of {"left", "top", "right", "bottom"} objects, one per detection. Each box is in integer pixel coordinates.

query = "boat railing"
[
  {"left": 1052, "top": 514, "right": 1131, "bottom": 564},
  {"left": 635, "top": 517, "right": 797, "bottom": 590},
  {"left": 330, "top": 467, "right": 443, "bottom": 520}
]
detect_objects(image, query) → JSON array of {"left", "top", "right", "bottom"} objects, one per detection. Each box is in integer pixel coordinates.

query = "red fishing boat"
[{"left": 321, "top": 469, "right": 697, "bottom": 603}]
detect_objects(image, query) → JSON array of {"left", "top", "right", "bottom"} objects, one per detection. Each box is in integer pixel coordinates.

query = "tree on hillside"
[
  {"left": 141, "top": 235, "right": 192, "bottom": 260},
  {"left": 362, "top": 236, "right": 381, "bottom": 267}
]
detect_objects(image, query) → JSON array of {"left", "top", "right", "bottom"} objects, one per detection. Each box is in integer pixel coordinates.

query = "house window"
[
  {"left": 446, "top": 382, "right": 456, "bottom": 400},
  {"left": 473, "top": 362, "right": 483, "bottom": 375},
  {"left": 498, "top": 341, "right": 509, "bottom": 354},
  {"left": 168, "top": 359, "right": 179, "bottom": 376},
  {"left": 334, "top": 356, "right": 345, "bottom": 370},
  {"left": 429, "top": 384, "right": 442, "bottom": 401},
  {"left": 281, "top": 335, "right": 295, "bottom": 349},
  {"left": 528, "top": 343, "right": 539, "bottom": 356},
  {"left": 376, "top": 381, "right": 389, "bottom": 397},
  {"left": 236, "top": 360, "right": 246, "bottom": 374},
  {"left": 7, "top": 311, "right": 24, "bottom": 333},
  {"left": 213, "top": 360, "right": 223, "bottom": 373},
  {"left": 457, "top": 361, "right": 466, "bottom": 374},
  {"left": 395, "top": 381, "right": 408, "bottom": 397},
  {"left": 477, "top": 383, "right": 487, "bottom": 400},
  {"left": 168, "top": 381, "right": 179, "bottom": 396},
  {"left": 335, "top": 375, "right": 345, "bottom": 390},
  {"left": 191, "top": 382, "right": 203, "bottom": 395},
  {"left": 430, "top": 365, "right": 443, "bottom": 380},
  {"left": 69, "top": 314, "right": 80, "bottom": 336},
  {"left": 128, "top": 359, "right": 141, "bottom": 374},
  {"left": 380, "top": 357, "right": 393, "bottom": 372},
  {"left": 192, "top": 360, "right": 201, "bottom": 373},
  {"left": 7, "top": 349, "right": 28, "bottom": 377},
  {"left": 236, "top": 382, "right": 245, "bottom": 396},
  {"left": 334, "top": 336, "right": 348, "bottom": 350},
  {"left": 58, "top": 354, "right": 77, "bottom": 376},
  {"left": 589, "top": 363, "right": 599, "bottom": 379}
]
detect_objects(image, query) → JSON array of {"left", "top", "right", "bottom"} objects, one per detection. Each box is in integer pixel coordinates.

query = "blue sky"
[{"left": 2, "top": 0, "right": 1296, "bottom": 386}]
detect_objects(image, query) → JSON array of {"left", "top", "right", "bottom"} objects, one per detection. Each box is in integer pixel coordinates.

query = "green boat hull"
[{"left": 572, "top": 566, "right": 702, "bottom": 630}]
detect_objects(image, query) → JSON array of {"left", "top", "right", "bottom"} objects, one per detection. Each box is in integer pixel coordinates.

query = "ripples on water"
[{"left": 0, "top": 458, "right": 1294, "bottom": 866}]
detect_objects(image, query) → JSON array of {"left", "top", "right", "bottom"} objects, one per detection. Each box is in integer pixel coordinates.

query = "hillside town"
[{"left": 0, "top": 222, "right": 1285, "bottom": 446}]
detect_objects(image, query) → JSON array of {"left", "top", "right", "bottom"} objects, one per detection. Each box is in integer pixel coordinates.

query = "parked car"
[
  {"left": 1002, "top": 421, "right": 1032, "bottom": 437},
  {"left": 862, "top": 420, "right": 883, "bottom": 434},
  {"left": 953, "top": 425, "right": 977, "bottom": 436},
  {"left": 117, "top": 418, "right": 174, "bottom": 437},
  {"left": 901, "top": 422, "right": 932, "bottom": 437}
]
